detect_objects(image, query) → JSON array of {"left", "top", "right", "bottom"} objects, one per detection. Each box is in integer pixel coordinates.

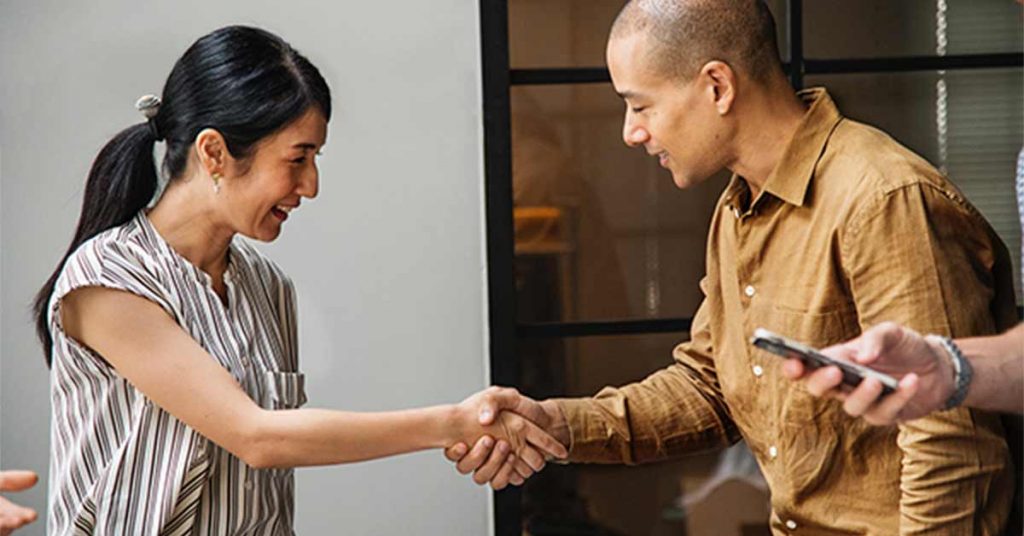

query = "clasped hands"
[{"left": 448, "top": 387, "right": 569, "bottom": 490}]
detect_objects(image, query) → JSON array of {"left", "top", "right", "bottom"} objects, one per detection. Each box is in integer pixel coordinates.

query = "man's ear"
[
  {"left": 194, "top": 128, "right": 229, "bottom": 177},
  {"left": 700, "top": 60, "right": 737, "bottom": 116}
]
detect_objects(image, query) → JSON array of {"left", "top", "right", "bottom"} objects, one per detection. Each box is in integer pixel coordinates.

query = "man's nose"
[{"left": 623, "top": 120, "right": 650, "bottom": 148}]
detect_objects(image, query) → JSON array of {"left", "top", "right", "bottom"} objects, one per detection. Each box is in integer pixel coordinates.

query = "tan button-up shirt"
[{"left": 557, "top": 88, "right": 1016, "bottom": 535}]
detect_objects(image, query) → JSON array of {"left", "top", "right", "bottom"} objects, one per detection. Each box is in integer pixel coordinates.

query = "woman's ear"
[{"left": 194, "top": 128, "right": 229, "bottom": 177}]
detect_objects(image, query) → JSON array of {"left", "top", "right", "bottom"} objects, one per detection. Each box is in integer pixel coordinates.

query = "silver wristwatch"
[{"left": 925, "top": 334, "right": 973, "bottom": 410}]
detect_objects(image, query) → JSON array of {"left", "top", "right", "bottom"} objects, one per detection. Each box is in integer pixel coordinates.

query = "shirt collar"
[
  {"left": 135, "top": 211, "right": 238, "bottom": 286},
  {"left": 760, "top": 87, "right": 843, "bottom": 207}
]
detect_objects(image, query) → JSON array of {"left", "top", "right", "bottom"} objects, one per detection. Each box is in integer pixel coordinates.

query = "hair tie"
[{"left": 135, "top": 94, "right": 164, "bottom": 141}]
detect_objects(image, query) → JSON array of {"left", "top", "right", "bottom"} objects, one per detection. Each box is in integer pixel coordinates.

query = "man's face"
[{"left": 607, "top": 33, "right": 731, "bottom": 189}]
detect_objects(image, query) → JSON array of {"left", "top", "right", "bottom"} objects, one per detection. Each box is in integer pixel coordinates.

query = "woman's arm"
[{"left": 60, "top": 287, "right": 566, "bottom": 469}]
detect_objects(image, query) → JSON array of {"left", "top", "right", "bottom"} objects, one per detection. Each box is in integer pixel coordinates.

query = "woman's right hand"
[{"left": 449, "top": 387, "right": 567, "bottom": 490}]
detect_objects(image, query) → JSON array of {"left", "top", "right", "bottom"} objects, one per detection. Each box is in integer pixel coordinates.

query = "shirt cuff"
[{"left": 552, "top": 397, "right": 629, "bottom": 464}]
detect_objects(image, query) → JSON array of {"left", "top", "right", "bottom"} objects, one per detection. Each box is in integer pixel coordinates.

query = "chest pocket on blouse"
[{"left": 261, "top": 371, "right": 308, "bottom": 410}]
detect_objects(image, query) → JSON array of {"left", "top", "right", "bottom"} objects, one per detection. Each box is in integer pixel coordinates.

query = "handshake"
[{"left": 445, "top": 387, "right": 570, "bottom": 490}]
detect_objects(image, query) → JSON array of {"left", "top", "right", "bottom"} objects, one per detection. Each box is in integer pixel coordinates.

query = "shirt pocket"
[
  {"left": 755, "top": 307, "right": 847, "bottom": 504},
  {"left": 261, "top": 371, "right": 308, "bottom": 410},
  {"left": 758, "top": 301, "right": 858, "bottom": 349}
]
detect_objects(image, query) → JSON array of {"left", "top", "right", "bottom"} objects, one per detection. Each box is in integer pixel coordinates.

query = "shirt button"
[
  {"left": 241, "top": 356, "right": 250, "bottom": 367},
  {"left": 769, "top": 445, "right": 778, "bottom": 459},
  {"left": 752, "top": 365, "right": 764, "bottom": 377},
  {"left": 244, "top": 480, "right": 254, "bottom": 490},
  {"left": 744, "top": 285, "right": 756, "bottom": 297},
  {"left": 786, "top": 519, "right": 797, "bottom": 530}
]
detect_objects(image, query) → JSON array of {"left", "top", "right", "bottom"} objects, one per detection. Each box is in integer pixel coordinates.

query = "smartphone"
[{"left": 751, "top": 328, "right": 898, "bottom": 396}]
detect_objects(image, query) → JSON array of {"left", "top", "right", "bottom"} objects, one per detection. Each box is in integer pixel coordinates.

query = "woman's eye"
[{"left": 631, "top": 106, "right": 646, "bottom": 113}]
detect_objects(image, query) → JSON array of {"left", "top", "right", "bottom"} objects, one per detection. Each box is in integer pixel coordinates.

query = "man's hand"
[
  {"left": 449, "top": 387, "right": 568, "bottom": 490},
  {"left": 0, "top": 471, "right": 38, "bottom": 536},
  {"left": 445, "top": 387, "right": 569, "bottom": 488},
  {"left": 780, "top": 322, "right": 954, "bottom": 425}
]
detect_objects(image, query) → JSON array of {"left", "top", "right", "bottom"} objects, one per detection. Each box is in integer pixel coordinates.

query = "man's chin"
[
  {"left": 670, "top": 171, "right": 698, "bottom": 190},
  {"left": 668, "top": 165, "right": 719, "bottom": 190}
]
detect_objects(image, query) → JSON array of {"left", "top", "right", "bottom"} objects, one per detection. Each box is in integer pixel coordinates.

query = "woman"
[{"left": 34, "top": 26, "right": 564, "bottom": 535}]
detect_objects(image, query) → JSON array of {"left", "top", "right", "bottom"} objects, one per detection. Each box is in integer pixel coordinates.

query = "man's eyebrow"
[
  {"left": 292, "top": 143, "right": 318, "bottom": 150},
  {"left": 617, "top": 90, "right": 645, "bottom": 100}
]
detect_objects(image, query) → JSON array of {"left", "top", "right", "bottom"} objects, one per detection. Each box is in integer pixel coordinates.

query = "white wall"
[{"left": 0, "top": 1, "right": 491, "bottom": 534}]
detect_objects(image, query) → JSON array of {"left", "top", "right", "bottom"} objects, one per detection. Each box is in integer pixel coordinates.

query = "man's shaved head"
[{"left": 610, "top": 0, "right": 783, "bottom": 83}]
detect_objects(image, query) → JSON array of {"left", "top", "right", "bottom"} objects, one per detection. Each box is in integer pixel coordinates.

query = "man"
[{"left": 451, "top": 0, "right": 1017, "bottom": 533}]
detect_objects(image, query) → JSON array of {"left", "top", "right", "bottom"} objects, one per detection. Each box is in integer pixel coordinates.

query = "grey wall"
[{"left": 0, "top": 1, "right": 491, "bottom": 534}]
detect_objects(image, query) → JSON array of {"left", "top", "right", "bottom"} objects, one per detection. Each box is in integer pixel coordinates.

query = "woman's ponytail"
[{"left": 33, "top": 122, "right": 160, "bottom": 366}]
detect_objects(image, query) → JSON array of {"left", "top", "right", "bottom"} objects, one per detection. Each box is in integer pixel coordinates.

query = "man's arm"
[
  {"left": 956, "top": 323, "right": 1024, "bottom": 412},
  {"left": 783, "top": 322, "right": 1024, "bottom": 424},
  {"left": 447, "top": 295, "right": 741, "bottom": 483},
  {"left": 551, "top": 298, "right": 740, "bottom": 463},
  {"left": 841, "top": 182, "right": 1013, "bottom": 534}
]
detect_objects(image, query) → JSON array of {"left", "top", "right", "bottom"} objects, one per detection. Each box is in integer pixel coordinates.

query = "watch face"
[{"left": 928, "top": 335, "right": 971, "bottom": 410}]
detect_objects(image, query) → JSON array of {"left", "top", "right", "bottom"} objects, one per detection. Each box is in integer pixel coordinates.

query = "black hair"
[{"left": 34, "top": 25, "right": 332, "bottom": 366}]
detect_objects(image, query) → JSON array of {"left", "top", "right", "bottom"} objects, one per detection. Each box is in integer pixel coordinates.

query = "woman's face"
[{"left": 222, "top": 108, "right": 328, "bottom": 242}]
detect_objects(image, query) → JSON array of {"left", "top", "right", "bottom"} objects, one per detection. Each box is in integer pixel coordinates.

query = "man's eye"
[
  {"left": 291, "top": 157, "right": 306, "bottom": 164},
  {"left": 631, "top": 106, "right": 646, "bottom": 113}
]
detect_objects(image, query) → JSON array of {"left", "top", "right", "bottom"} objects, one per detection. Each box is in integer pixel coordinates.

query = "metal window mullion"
[
  {"left": 787, "top": 0, "right": 804, "bottom": 89},
  {"left": 479, "top": 1, "right": 523, "bottom": 535},
  {"left": 517, "top": 318, "right": 694, "bottom": 339},
  {"left": 506, "top": 53, "right": 1023, "bottom": 86}
]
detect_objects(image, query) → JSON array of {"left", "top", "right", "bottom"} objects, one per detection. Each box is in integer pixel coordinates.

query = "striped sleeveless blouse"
[{"left": 47, "top": 212, "right": 306, "bottom": 535}]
